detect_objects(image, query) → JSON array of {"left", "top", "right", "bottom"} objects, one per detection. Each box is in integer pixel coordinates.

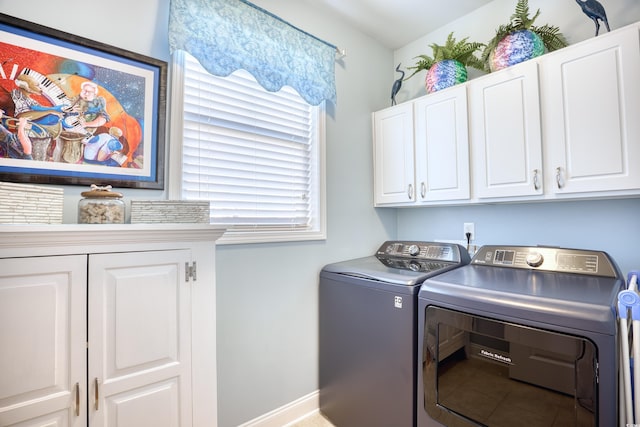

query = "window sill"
[{"left": 216, "top": 229, "right": 327, "bottom": 245}]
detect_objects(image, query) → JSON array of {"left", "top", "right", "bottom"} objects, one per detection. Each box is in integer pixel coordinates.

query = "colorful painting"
[{"left": 0, "top": 13, "right": 166, "bottom": 189}]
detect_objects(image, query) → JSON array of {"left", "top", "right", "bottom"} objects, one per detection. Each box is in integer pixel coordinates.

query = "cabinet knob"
[
  {"left": 94, "top": 377, "right": 100, "bottom": 411},
  {"left": 533, "top": 169, "right": 541, "bottom": 191},
  {"left": 420, "top": 182, "right": 426, "bottom": 199},
  {"left": 75, "top": 382, "right": 80, "bottom": 416},
  {"left": 556, "top": 167, "right": 564, "bottom": 189},
  {"left": 407, "top": 184, "right": 414, "bottom": 200}
]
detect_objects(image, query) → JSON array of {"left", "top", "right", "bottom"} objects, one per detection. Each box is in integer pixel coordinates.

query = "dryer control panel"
[{"left": 471, "top": 245, "right": 619, "bottom": 277}]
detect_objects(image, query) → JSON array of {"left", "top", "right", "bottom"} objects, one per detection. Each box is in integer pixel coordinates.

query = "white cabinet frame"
[{"left": 0, "top": 224, "right": 225, "bottom": 427}]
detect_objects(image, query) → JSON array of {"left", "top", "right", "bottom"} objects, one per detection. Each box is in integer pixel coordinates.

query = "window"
[{"left": 169, "top": 51, "right": 326, "bottom": 244}]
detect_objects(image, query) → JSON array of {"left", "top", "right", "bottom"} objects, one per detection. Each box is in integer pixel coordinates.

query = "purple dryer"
[{"left": 417, "top": 245, "right": 624, "bottom": 427}]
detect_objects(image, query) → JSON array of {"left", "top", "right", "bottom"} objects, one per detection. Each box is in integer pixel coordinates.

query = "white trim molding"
[{"left": 238, "top": 391, "right": 320, "bottom": 427}]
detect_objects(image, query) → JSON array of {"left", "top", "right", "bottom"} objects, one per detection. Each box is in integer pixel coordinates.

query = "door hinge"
[{"left": 185, "top": 261, "right": 197, "bottom": 282}]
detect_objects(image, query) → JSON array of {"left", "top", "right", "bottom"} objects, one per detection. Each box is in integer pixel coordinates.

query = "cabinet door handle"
[
  {"left": 533, "top": 169, "right": 540, "bottom": 191},
  {"left": 75, "top": 382, "right": 80, "bottom": 416},
  {"left": 407, "top": 184, "right": 414, "bottom": 200},
  {"left": 555, "top": 167, "right": 564, "bottom": 189},
  {"left": 420, "top": 182, "right": 426, "bottom": 199},
  {"left": 94, "top": 377, "right": 100, "bottom": 411}
]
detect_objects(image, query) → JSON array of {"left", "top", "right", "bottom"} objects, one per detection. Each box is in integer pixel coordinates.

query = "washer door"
[{"left": 422, "top": 306, "right": 597, "bottom": 427}]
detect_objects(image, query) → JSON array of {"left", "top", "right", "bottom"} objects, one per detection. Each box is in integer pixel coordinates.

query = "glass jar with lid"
[{"left": 78, "top": 184, "right": 125, "bottom": 224}]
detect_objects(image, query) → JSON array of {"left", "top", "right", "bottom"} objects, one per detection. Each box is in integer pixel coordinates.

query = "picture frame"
[{"left": 0, "top": 13, "right": 167, "bottom": 189}]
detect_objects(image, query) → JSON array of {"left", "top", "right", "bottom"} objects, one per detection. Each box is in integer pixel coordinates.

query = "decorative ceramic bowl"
[
  {"left": 489, "top": 29, "right": 544, "bottom": 72},
  {"left": 425, "top": 59, "right": 468, "bottom": 93}
]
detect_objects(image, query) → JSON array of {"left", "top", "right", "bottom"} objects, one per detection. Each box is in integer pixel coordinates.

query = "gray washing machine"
[
  {"left": 319, "top": 241, "right": 471, "bottom": 427},
  {"left": 417, "top": 245, "right": 624, "bottom": 427}
]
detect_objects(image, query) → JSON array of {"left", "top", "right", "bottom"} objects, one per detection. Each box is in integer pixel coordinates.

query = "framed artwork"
[{"left": 0, "top": 13, "right": 167, "bottom": 189}]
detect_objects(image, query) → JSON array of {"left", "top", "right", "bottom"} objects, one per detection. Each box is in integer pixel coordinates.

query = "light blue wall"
[
  {"left": 397, "top": 199, "right": 640, "bottom": 276},
  {"left": 1, "top": 2, "right": 396, "bottom": 426}
]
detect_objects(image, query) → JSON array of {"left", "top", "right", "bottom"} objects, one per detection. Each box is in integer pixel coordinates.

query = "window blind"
[{"left": 181, "top": 53, "right": 320, "bottom": 231}]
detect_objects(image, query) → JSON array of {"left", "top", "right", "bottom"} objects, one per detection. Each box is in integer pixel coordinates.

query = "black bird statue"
[
  {"left": 391, "top": 63, "right": 404, "bottom": 106},
  {"left": 575, "top": 0, "right": 610, "bottom": 36}
]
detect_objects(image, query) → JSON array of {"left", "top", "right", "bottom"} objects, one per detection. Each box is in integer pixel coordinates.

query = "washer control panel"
[
  {"left": 472, "top": 245, "right": 619, "bottom": 277},
  {"left": 376, "top": 241, "right": 467, "bottom": 262},
  {"left": 375, "top": 241, "right": 471, "bottom": 274}
]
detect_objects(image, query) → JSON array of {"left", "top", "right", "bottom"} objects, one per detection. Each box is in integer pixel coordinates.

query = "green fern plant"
[
  {"left": 481, "top": 0, "right": 568, "bottom": 72},
  {"left": 406, "top": 32, "right": 485, "bottom": 79}
]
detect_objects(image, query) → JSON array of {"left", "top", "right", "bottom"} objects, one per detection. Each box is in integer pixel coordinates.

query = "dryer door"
[{"left": 422, "top": 306, "right": 597, "bottom": 427}]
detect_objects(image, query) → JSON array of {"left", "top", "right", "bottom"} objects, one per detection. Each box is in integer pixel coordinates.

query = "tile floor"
[{"left": 288, "top": 411, "right": 335, "bottom": 427}]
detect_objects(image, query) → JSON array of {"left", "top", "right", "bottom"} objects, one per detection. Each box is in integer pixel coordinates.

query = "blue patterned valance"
[{"left": 168, "top": 0, "right": 337, "bottom": 106}]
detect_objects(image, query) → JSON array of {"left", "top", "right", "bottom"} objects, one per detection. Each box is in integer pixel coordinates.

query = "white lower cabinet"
[
  {"left": 88, "top": 250, "right": 192, "bottom": 427},
  {"left": 0, "top": 225, "right": 224, "bottom": 427},
  {"left": 0, "top": 255, "right": 87, "bottom": 427}
]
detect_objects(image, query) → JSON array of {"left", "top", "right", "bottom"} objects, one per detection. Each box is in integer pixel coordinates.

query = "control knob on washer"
[
  {"left": 526, "top": 252, "right": 544, "bottom": 267},
  {"left": 407, "top": 244, "right": 420, "bottom": 256}
]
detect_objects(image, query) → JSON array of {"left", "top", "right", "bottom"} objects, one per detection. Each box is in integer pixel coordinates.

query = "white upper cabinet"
[
  {"left": 373, "top": 102, "right": 415, "bottom": 205},
  {"left": 540, "top": 24, "right": 640, "bottom": 196},
  {"left": 372, "top": 22, "right": 640, "bottom": 207},
  {"left": 373, "top": 87, "right": 470, "bottom": 207},
  {"left": 468, "top": 60, "right": 543, "bottom": 199},
  {"left": 414, "top": 85, "right": 470, "bottom": 203}
]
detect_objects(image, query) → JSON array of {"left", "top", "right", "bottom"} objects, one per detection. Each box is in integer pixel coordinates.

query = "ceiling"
[{"left": 302, "top": 0, "right": 494, "bottom": 49}]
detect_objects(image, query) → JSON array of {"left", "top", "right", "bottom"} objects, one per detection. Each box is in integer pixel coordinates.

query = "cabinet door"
[
  {"left": 0, "top": 255, "right": 87, "bottom": 427},
  {"left": 541, "top": 25, "right": 640, "bottom": 194},
  {"left": 414, "top": 86, "right": 470, "bottom": 202},
  {"left": 469, "top": 61, "right": 543, "bottom": 199},
  {"left": 88, "top": 250, "right": 192, "bottom": 427},
  {"left": 373, "top": 103, "right": 415, "bottom": 205}
]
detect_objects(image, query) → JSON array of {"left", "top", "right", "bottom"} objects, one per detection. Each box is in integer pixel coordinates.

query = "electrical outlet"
[{"left": 464, "top": 222, "right": 475, "bottom": 242}]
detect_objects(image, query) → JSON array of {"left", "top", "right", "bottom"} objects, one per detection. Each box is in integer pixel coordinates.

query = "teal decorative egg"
[
  {"left": 425, "top": 60, "right": 467, "bottom": 93},
  {"left": 490, "top": 29, "right": 544, "bottom": 72}
]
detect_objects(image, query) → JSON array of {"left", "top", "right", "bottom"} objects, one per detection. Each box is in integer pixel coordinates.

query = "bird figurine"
[
  {"left": 391, "top": 63, "right": 404, "bottom": 106},
  {"left": 575, "top": 0, "right": 610, "bottom": 36}
]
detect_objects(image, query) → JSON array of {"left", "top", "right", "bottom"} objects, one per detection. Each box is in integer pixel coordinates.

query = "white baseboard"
[{"left": 237, "top": 390, "right": 320, "bottom": 427}]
